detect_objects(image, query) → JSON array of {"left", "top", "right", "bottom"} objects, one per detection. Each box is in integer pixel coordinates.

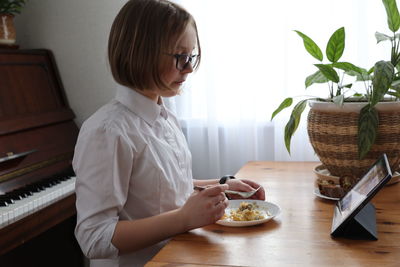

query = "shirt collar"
[{"left": 115, "top": 86, "right": 168, "bottom": 126}]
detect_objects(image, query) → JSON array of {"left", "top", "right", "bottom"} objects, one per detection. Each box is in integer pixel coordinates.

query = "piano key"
[
  {"left": 0, "top": 176, "right": 76, "bottom": 229},
  {"left": 0, "top": 177, "right": 73, "bottom": 225},
  {"left": 0, "top": 196, "right": 14, "bottom": 205}
]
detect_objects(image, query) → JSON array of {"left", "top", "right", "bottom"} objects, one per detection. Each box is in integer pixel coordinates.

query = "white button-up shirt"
[{"left": 73, "top": 86, "right": 193, "bottom": 267}]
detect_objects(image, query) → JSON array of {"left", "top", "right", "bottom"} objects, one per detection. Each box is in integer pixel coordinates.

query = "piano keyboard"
[{"left": 0, "top": 175, "right": 76, "bottom": 229}]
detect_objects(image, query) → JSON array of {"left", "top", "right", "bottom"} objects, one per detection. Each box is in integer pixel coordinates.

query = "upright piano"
[{"left": 0, "top": 49, "right": 83, "bottom": 266}]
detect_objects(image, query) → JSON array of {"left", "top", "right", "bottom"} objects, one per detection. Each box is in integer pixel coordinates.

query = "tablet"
[{"left": 331, "top": 154, "right": 392, "bottom": 238}]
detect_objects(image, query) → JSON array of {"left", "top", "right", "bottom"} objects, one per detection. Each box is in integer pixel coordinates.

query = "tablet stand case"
[{"left": 331, "top": 202, "right": 378, "bottom": 240}]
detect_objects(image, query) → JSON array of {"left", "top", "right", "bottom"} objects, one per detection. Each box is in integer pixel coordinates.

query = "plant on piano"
[
  {"left": 0, "top": 0, "right": 28, "bottom": 15},
  {"left": 0, "top": 0, "right": 28, "bottom": 45},
  {"left": 271, "top": 0, "right": 400, "bottom": 178}
]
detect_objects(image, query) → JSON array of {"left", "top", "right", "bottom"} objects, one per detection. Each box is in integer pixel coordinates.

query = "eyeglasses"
[{"left": 166, "top": 53, "right": 199, "bottom": 71}]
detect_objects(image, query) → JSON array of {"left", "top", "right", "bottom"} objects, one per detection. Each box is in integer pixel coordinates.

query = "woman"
[{"left": 73, "top": 1, "right": 265, "bottom": 266}]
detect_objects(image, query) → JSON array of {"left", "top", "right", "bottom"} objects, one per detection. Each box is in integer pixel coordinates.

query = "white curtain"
[{"left": 168, "top": 0, "right": 389, "bottom": 179}]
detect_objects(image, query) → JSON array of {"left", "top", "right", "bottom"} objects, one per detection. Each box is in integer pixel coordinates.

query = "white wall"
[{"left": 14, "top": 0, "right": 127, "bottom": 126}]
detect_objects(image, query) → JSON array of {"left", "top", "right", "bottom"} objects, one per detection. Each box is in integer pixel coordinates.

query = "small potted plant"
[
  {"left": 271, "top": 0, "right": 400, "bottom": 179},
  {"left": 0, "top": 0, "right": 28, "bottom": 45}
]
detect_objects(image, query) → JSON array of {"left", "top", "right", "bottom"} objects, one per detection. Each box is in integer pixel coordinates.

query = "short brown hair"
[{"left": 108, "top": 0, "right": 201, "bottom": 91}]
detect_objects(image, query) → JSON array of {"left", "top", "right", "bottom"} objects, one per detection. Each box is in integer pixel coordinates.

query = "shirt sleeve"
[{"left": 72, "top": 125, "right": 135, "bottom": 259}]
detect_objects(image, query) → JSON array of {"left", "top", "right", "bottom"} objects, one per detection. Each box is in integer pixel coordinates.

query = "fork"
[
  {"left": 225, "top": 187, "right": 261, "bottom": 198},
  {"left": 194, "top": 186, "right": 261, "bottom": 198}
]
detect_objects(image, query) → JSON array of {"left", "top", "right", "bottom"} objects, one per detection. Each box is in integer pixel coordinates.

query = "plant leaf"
[
  {"left": 345, "top": 70, "right": 372, "bottom": 81},
  {"left": 294, "top": 30, "right": 323, "bottom": 61},
  {"left": 375, "top": 31, "right": 392, "bottom": 43},
  {"left": 0, "top": 0, "right": 27, "bottom": 15},
  {"left": 371, "top": 60, "right": 394, "bottom": 106},
  {"left": 383, "top": 0, "right": 400, "bottom": 32},
  {"left": 305, "top": 70, "right": 329, "bottom": 88},
  {"left": 333, "top": 62, "right": 366, "bottom": 74},
  {"left": 271, "top": 97, "right": 293, "bottom": 120},
  {"left": 358, "top": 104, "right": 379, "bottom": 159},
  {"left": 343, "top": 83, "right": 353, "bottom": 88},
  {"left": 284, "top": 100, "right": 308, "bottom": 154},
  {"left": 334, "top": 62, "right": 371, "bottom": 81},
  {"left": 388, "top": 90, "right": 400, "bottom": 98},
  {"left": 368, "top": 66, "right": 375, "bottom": 74},
  {"left": 284, "top": 116, "right": 296, "bottom": 154},
  {"left": 314, "top": 64, "right": 340, "bottom": 83},
  {"left": 357, "top": 72, "right": 373, "bottom": 81},
  {"left": 332, "top": 94, "right": 344, "bottom": 106},
  {"left": 391, "top": 78, "right": 400, "bottom": 89},
  {"left": 326, "top": 27, "right": 345, "bottom": 63}
]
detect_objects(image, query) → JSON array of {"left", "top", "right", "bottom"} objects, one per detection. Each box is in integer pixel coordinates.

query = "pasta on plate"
[{"left": 221, "top": 201, "right": 270, "bottom": 221}]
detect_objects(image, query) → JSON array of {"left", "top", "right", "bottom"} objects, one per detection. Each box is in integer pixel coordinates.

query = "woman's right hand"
[{"left": 178, "top": 184, "right": 229, "bottom": 231}]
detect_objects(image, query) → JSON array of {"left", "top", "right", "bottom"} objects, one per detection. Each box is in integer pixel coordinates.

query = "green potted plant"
[
  {"left": 0, "top": 0, "right": 28, "bottom": 45},
  {"left": 271, "top": 0, "right": 400, "bottom": 179}
]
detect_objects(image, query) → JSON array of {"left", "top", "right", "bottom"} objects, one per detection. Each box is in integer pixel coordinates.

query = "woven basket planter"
[{"left": 307, "top": 101, "right": 400, "bottom": 178}]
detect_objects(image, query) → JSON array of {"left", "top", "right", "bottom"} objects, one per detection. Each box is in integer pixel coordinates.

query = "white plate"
[
  {"left": 216, "top": 200, "right": 280, "bottom": 227},
  {"left": 313, "top": 187, "right": 340, "bottom": 201}
]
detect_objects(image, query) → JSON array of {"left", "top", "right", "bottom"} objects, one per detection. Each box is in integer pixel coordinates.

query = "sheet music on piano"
[{"left": 0, "top": 49, "right": 84, "bottom": 266}]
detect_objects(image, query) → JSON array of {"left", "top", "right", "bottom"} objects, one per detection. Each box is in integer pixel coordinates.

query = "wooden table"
[{"left": 146, "top": 161, "right": 400, "bottom": 267}]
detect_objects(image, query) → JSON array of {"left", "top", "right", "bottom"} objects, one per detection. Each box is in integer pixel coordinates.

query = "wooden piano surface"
[{"left": 0, "top": 49, "right": 83, "bottom": 266}]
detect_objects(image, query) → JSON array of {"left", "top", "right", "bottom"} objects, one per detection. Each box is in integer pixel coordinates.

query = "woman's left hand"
[{"left": 226, "top": 178, "right": 265, "bottom": 200}]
